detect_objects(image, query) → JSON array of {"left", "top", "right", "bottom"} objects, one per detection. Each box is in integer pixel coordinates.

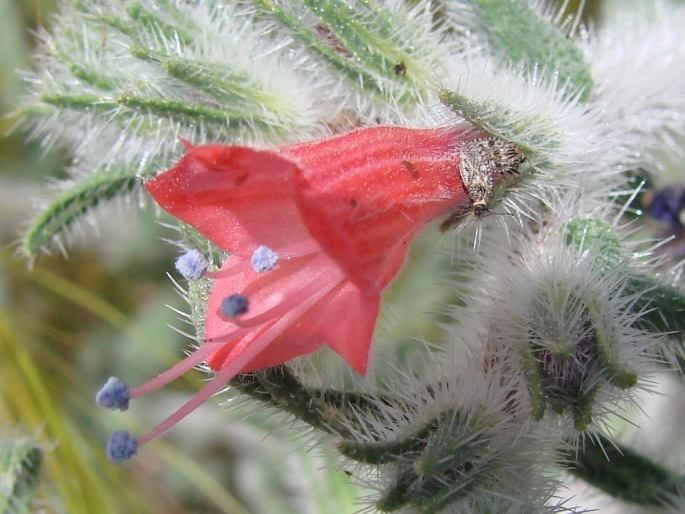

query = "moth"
[{"left": 440, "top": 137, "right": 525, "bottom": 231}]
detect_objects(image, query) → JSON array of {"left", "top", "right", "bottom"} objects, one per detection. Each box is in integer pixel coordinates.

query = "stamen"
[
  {"left": 107, "top": 430, "right": 138, "bottom": 463},
  {"left": 134, "top": 267, "right": 345, "bottom": 447},
  {"left": 130, "top": 343, "right": 226, "bottom": 398},
  {"left": 175, "top": 249, "right": 208, "bottom": 280},
  {"left": 227, "top": 269, "right": 332, "bottom": 329},
  {"left": 205, "top": 239, "right": 322, "bottom": 279},
  {"left": 251, "top": 245, "right": 279, "bottom": 272},
  {"left": 220, "top": 294, "right": 249, "bottom": 318},
  {"left": 96, "top": 377, "right": 130, "bottom": 410},
  {"left": 129, "top": 323, "right": 252, "bottom": 398}
]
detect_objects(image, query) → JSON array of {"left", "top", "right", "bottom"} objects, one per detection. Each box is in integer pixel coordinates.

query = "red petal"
[
  {"left": 202, "top": 255, "right": 320, "bottom": 369},
  {"left": 204, "top": 323, "right": 326, "bottom": 372},
  {"left": 206, "top": 284, "right": 377, "bottom": 375},
  {"left": 313, "top": 282, "right": 379, "bottom": 375},
  {"left": 284, "top": 126, "right": 471, "bottom": 291},
  {"left": 145, "top": 142, "right": 309, "bottom": 256},
  {"left": 202, "top": 251, "right": 378, "bottom": 374}
]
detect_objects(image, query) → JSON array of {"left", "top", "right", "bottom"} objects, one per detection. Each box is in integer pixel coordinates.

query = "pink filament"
[
  {"left": 228, "top": 268, "right": 331, "bottom": 328},
  {"left": 204, "top": 256, "right": 251, "bottom": 280},
  {"left": 137, "top": 267, "right": 345, "bottom": 445},
  {"left": 130, "top": 326, "right": 249, "bottom": 398},
  {"left": 277, "top": 239, "right": 322, "bottom": 259}
]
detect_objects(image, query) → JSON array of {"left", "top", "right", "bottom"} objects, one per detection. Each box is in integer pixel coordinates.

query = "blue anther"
[
  {"left": 251, "top": 245, "right": 279, "bottom": 273},
  {"left": 96, "top": 377, "right": 130, "bottom": 411},
  {"left": 106, "top": 430, "right": 138, "bottom": 463},
  {"left": 221, "top": 294, "right": 249, "bottom": 318},
  {"left": 175, "top": 249, "right": 209, "bottom": 280}
]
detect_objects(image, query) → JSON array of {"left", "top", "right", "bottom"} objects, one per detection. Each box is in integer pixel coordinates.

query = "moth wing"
[{"left": 458, "top": 148, "right": 480, "bottom": 187}]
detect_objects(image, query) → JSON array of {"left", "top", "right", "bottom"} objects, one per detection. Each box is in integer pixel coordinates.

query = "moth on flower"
[
  {"left": 440, "top": 137, "right": 525, "bottom": 231},
  {"left": 96, "top": 125, "right": 521, "bottom": 462}
]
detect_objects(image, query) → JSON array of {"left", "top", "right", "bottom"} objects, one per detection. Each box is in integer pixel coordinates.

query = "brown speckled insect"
[{"left": 440, "top": 137, "right": 525, "bottom": 231}]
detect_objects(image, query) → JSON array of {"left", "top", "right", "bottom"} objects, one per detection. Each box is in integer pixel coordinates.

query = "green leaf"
[
  {"left": 562, "top": 217, "right": 685, "bottom": 340},
  {"left": 562, "top": 217, "right": 685, "bottom": 376},
  {"left": 22, "top": 163, "right": 147, "bottom": 257},
  {"left": 454, "top": 0, "right": 593, "bottom": 101},
  {"left": 0, "top": 438, "right": 42, "bottom": 514},
  {"left": 563, "top": 217, "right": 625, "bottom": 269},
  {"left": 438, "top": 87, "right": 558, "bottom": 161},
  {"left": 338, "top": 418, "right": 439, "bottom": 465},
  {"left": 21, "top": 0, "right": 334, "bottom": 257},
  {"left": 253, "top": 0, "right": 437, "bottom": 105},
  {"left": 562, "top": 434, "right": 685, "bottom": 507},
  {"left": 624, "top": 275, "right": 685, "bottom": 338}
]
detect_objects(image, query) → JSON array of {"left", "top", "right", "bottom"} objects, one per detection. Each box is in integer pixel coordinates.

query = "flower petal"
[
  {"left": 203, "top": 253, "right": 355, "bottom": 371},
  {"left": 145, "top": 141, "right": 309, "bottom": 256},
  {"left": 312, "top": 282, "right": 379, "bottom": 375},
  {"left": 284, "top": 127, "right": 471, "bottom": 291}
]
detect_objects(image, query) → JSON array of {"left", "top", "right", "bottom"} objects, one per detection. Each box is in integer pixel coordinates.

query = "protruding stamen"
[
  {"left": 96, "top": 377, "right": 130, "bottom": 411},
  {"left": 107, "top": 430, "right": 138, "bottom": 463},
  {"left": 251, "top": 245, "right": 279, "bottom": 272},
  {"left": 129, "top": 342, "right": 241, "bottom": 397},
  {"left": 136, "top": 267, "right": 344, "bottom": 446},
  {"left": 220, "top": 294, "right": 249, "bottom": 318},
  {"left": 175, "top": 249, "right": 208, "bottom": 280}
]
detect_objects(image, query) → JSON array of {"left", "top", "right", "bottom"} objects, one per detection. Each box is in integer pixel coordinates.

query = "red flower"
[{"left": 97, "top": 125, "right": 480, "bottom": 462}]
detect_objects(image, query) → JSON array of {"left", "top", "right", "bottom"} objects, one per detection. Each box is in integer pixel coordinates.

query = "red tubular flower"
[{"left": 97, "top": 125, "right": 481, "bottom": 462}]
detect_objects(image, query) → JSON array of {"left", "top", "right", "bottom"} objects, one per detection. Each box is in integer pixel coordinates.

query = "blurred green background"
[{"left": 0, "top": 1, "right": 601, "bottom": 513}]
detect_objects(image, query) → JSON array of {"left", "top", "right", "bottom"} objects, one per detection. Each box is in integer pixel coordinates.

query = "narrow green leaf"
[
  {"left": 522, "top": 353, "right": 548, "bottom": 421},
  {"left": 39, "top": 93, "right": 272, "bottom": 138},
  {"left": 253, "top": 0, "right": 435, "bottom": 104},
  {"left": 131, "top": 46, "right": 299, "bottom": 126},
  {"left": 438, "top": 88, "right": 551, "bottom": 157},
  {"left": 22, "top": 164, "right": 145, "bottom": 257},
  {"left": 255, "top": 0, "right": 389, "bottom": 98},
  {"left": 301, "top": 0, "right": 432, "bottom": 85},
  {"left": 456, "top": 0, "right": 593, "bottom": 101},
  {"left": 228, "top": 367, "right": 393, "bottom": 439},
  {"left": 124, "top": 1, "right": 196, "bottom": 46},
  {"left": 625, "top": 275, "right": 685, "bottom": 338},
  {"left": 562, "top": 434, "right": 685, "bottom": 507},
  {"left": 252, "top": 366, "right": 343, "bottom": 434},
  {"left": 338, "top": 419, "right": 437, "bottom": 464},
  {"left": 376, "top": 469, "right": 414, "bottom": 512},
  {"left": 586, "top": 301, "right": 639, "bottom": 390}
]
